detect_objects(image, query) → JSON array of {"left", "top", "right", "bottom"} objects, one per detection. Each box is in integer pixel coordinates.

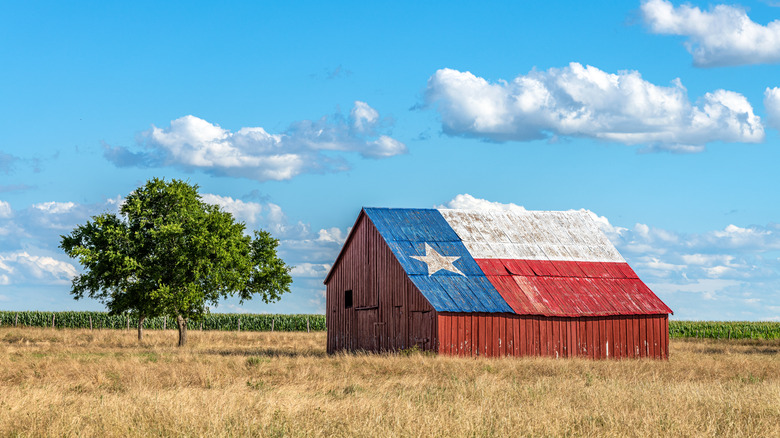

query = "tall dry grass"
[{"left": 1, "top": 327, "right": 779, "bottom": 437}]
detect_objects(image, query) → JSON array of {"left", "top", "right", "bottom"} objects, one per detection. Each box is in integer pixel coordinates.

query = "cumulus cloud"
[
  {"left": 438, "top": 193, "right": 528, "bottom": 214},
  {"left": 642, "top": 0, "right": 780, "bottom": 67},
  {"left": 200, "top": 193, "right": 309, "bottom": 239},
  {"left": 425, "top": 64, "right": 763, "bottom": 152},
  {"left": 104, "top": 101, "right": 407, "bottom": 181},
  {"left": 32, "top": 201, "right": 76, "bottom": 214},
  {"left": 200, "top": 194, "right": 264, "bottom": 227},
  {"left": 0, "top": 251, "right": 77, "bottom": 285},
  {"left": 764, "top": 87, "right": 780, "bottom": 130},
  {"left": 350, "top": 101, "right": 379, "bottom": 133},
  {"left": 316, "top": 227, "right": 348, "bottom": 244}
]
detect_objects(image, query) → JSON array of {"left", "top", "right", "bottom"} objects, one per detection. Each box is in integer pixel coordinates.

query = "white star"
[{"left": 410, "top": 243, "right": 465, "bottom": 277}]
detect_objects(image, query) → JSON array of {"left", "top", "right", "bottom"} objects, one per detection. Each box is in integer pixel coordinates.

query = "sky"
[{"left": 2, "top": 0, "right": 780, "bottom": 320}]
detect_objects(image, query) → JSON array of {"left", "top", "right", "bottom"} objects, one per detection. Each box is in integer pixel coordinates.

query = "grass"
[{"left": 1, "top": 328, "right": 779, "bottom": 437}]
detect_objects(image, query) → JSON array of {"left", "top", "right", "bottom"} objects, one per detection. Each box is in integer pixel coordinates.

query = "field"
[
  {"left": 4, "top": 311, "right": 780, "bottom": 340},
  {"left": 1, "top": 328, "right": 779, "bottom": 437}
]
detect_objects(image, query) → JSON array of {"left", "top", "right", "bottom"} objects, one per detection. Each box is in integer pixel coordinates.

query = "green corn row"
[
  {"left": 669, "top": 320, "right": 780, "bottom": 340},
  {"left": 0, "top": 311, "right": 326, "bottom": 332}
]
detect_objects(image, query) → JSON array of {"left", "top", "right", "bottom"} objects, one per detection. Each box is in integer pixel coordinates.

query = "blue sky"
[{"left": 2, "top": 0, "right": 780, "bottom": 320}]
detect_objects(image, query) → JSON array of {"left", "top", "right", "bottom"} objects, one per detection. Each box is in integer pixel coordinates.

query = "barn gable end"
[{"left": 325, "top": 211, "right": 435, "bottom": 354}]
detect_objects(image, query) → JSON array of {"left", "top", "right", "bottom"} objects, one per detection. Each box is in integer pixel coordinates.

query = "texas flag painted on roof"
[{"left": 361, "top": 207, "right": 672, "bottom": 317}]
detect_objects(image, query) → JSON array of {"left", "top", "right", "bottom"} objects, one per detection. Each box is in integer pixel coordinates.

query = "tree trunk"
[
  {"left": 137, "top": 315, "right": 145, "bottom": 341},
  {"left": 177, "top": 314, "right": 187, "bottom": 347}
]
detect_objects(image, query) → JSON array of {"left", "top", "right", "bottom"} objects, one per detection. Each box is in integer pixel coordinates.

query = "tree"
[{"left": 60, "top": 178, "right": 292, "bottom": 346}]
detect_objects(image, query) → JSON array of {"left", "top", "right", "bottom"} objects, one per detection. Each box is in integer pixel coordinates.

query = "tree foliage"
[{"left": 60, "top": 178, "right": 293, "bottom": 345}]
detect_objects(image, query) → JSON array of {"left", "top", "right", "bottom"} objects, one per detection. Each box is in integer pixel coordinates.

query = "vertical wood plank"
[
  {"left": 472, "top": 315, "right": 478, "bottom": 357},
  {"left": 619, "top": 318, "right": 627, "bottom": 359},
  {"left": 588, "top": 319, "right": 596, "bottom": 360},
  {"left": 439, "top": 316, "right": 448, "bottom": 355},
  {"left": 625, "top": 317, "right": 633, "bottom": 358},
  {"left": 664, "top": 316, "right": 670, "bottom": 360},
  {"left": 478, "top": 315, "right": 486, "bottom": 357},
  {"left": 493, "top": 315, "right": 501, "bottom": 357}
]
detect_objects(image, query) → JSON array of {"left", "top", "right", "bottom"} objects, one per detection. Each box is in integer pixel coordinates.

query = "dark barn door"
[
  {"left": 357, "top": 309, "right": 379, "bottom": 351},
  {"left": 411, "top": 311, "right": 433, "bottom": 351}
]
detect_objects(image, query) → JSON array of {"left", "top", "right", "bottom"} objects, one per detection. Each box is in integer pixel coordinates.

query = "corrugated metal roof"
[
  {"left": 354, "top": 207, "right": 672, "bottom": 316},
  {"left": 474, "top": 259, "right": 672, "bottom": 316},
  {"left": 439, "top": 209, "right": 625, "bottom": 262}
]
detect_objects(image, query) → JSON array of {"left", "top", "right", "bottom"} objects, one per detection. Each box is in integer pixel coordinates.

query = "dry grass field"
[{"left": 1, "top": 328, "right": 779, "bottom": 437}]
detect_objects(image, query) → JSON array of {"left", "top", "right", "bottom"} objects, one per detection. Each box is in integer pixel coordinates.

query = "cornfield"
[
  {"left": 2, "top": 312, "right": 778, "bottom": 339},
  {"left": 669, "top": 320, "right": 780, "bottom": 340},
  {"left": 0, "top": 311, "right": 325, "bottom": 332}
]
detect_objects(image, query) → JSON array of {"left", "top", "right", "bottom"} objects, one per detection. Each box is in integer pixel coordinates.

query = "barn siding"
[
  {"left": 436, "top": 313, "right": 669, "bottom": 359},
  {"left": 326, "top": 213, "right": 435, "bottom": 354}
]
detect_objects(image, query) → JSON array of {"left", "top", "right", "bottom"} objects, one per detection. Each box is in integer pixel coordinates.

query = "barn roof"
[{"left": 326, "top": 207, "right": 672, "bottom": 317}]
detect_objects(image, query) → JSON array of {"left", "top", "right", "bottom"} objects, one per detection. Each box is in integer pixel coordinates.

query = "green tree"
[{"left": 60, "top": 178, "right": 292, "bottom": 346}]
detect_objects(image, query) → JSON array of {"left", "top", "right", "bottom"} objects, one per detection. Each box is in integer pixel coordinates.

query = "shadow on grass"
[
  {"left": 206, "top": 348, "right": 327, "bottom": 358},
  {"left": 741, "top": 347, "right": 780, "bottom": 355}
]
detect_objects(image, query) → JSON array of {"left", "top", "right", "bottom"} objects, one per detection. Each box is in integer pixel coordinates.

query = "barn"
[{"left": 324, "top": 207, "right": 673, "bottom": 359}]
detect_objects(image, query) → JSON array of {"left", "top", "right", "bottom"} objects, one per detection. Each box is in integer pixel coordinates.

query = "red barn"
[{"left": 324, "top": 207, "right": 673, "bottom": 359}]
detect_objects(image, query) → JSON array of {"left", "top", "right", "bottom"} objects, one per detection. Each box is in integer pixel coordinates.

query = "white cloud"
[
  {"left": 634, "top": 258, "right": 687, "bottom": 277},
  {"left": 200, "top": 194, "right": 264, "bottom": 226},
  {"left": 642, "top": 0, "right": 780, "bottom": 67},
  {"left": 317, "top": 227, "right": 348, "bottom": 244},
  {"left": 438, "top": 193, "right": 528, "bottom": 214},
  {"left": 32, "top": 201, "right": 76, "bottom": 214},
  {"left": 365, "top": 136, "right": 407, "bottom": 158},
  {"left": 290, "top": 263, "right": 331, "bottom": 278},
  {"left": 104, "top": 102, "right": 407, "bottom": 181},
  {"left": 198, "top": 193, "right": 310, "bottom": 240},
  {"left": 425, "top": 64, "right": 763, "bottom": 151},
  {"left": 696, "top": 223, "right": 780, "bottom": 251},
  {"left": 680, "top": 253, "right": 734, "bottom": 266},
  {"left": 0, "top": 200, "right": 11, "bottom": 218},
  {"left": 0, "top": 251, "right": 77, "bottom": 285},
  {"left": 351, "top": 101, "right": 379, "bottom": 133},
  {"left": 18, "top": 200, "right": 100, "bottom": 232},
  {"left": 764, "top": 87, "right": 780, "bottom": 130}
]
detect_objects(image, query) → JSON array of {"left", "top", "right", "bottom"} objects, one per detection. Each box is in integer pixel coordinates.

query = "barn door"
[
  {"left": 411, "top": 311, "right": 433, "bottom": 351},
  {"left": 374, "top": 321, "right": 387, "bottom": 352},
  {"left": 357, "top": 309, "right": 378, "bottom": 351}
]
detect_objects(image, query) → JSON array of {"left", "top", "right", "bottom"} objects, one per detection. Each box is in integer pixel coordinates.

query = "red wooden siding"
[
  {"left": 326, "top": 213, "right": 436, "bottom": 354},
  {"left": 436, "top": 313, "right": 669, "bottom": 359}
]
